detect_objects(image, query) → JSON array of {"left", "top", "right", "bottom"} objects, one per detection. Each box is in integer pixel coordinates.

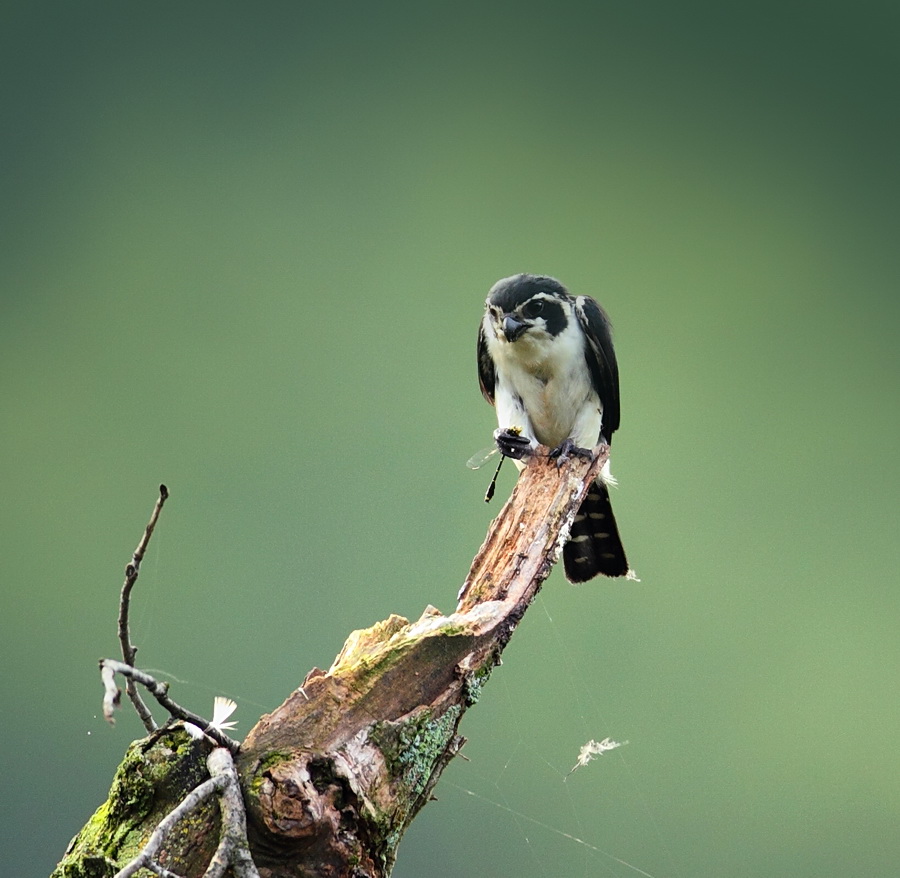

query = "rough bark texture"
[
  {"left": 53, "top": 447, "right": 608, "bottom": 878},
  {"left": 53, "top": 729, "right": 221, "bottom": 877}
]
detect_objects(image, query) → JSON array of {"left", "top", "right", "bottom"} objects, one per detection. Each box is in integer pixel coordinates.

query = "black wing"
[
  {"left": 574, "top": 296, "right": 620, "bottom": 442},
  {"left": 476, "top": 320, "right": 496, "bottom": 406}
]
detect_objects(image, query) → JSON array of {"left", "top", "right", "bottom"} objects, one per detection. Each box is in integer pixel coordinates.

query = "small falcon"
[{"left": 477, "top": 273, "right": 630, "bottom": 582}]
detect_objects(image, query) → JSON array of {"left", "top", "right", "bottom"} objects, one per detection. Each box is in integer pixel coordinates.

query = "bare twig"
[
  {"left": 114, "top": 772, "right": 226, "bottom": 878},
  {"left": 117, "top": 484, "right": 169, "bottom": 732},
  {"left": 98, "top": 484, "right": 255, "bottom": 876},
  {"left": 99, "top": 659, "right": 240, "bottom": 753},
  {"left": 203, "top": 748, "right": 260, "bottom": 878}
]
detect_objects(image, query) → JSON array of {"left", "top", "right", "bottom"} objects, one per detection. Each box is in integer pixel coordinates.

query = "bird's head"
[{"left": 484, "top": 274, "right": 572, "bottom": 344}]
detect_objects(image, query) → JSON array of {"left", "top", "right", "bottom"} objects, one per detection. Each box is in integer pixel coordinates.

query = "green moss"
[
  {"left": 245, "top": 748, "right": 299, "bottom": 806},
  {"left": 331, "top": 614, "right": 411, "bottom": 672},
  {"left": 51, "top": 729, "right": 211, "bottom": 878},
  {"left": 334, "top": 615, "right": 477, "bottom": 695},
  {"left": 335, "top": 638, "right": 416, "bottom": 691},
  {"left": 432, "top": 622, "right": 468, "bottom": 637},
  {"left": 256, "top": 748, "right": 294, "bottom": 774}
]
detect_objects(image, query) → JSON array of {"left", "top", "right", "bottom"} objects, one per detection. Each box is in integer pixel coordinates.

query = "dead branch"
[
  {"left": 53, "top": 447, "right": 609, "bottom": 878},
  {"left": 235, "top": 445, "right": 609, "bottom": 876}
]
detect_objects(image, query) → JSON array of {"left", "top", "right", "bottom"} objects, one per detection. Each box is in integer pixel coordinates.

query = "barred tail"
[{"left": 563, "top": 479, "right": 629, "bottom": 582}]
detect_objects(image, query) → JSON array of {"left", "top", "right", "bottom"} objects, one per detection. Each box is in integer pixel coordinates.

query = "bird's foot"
[
  {"left": 549, "top": 437, "right": 592, "bottom": 468},
  {"left": 493, "top": 427, "right": 533, "bottom": 460}
]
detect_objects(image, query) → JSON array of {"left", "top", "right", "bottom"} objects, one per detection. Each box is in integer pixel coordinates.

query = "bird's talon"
[
  {"left": 549, "top": 438, "right": 592, "bottom": 467},
  {"left": 493, "top": 427, "right": 533, "bottom": 460}
]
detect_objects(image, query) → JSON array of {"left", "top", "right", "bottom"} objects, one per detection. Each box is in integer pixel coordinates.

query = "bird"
[{"left": 476, "top": 273, "right": 630, "bottom": 582}]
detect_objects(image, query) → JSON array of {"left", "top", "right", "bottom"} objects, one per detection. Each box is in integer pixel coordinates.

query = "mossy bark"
[
  {"left": 52, "top": 448, "right": 608, "bottom": 878},
  {"left": 52, "top": 729, "right": 219, "bottom": 877}
]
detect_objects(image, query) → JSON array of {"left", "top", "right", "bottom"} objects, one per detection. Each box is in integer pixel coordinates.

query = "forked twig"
[
  {"left": 98, "top": 485, "right": 251, "bottom": 877},
  {"left": 99, "top": 659, "right": 240, "bottom": 753}
]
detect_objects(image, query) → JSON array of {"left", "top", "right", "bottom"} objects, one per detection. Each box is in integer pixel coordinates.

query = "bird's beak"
[{"left": 501, "top": 314, "right": 527, "bottom": 342}]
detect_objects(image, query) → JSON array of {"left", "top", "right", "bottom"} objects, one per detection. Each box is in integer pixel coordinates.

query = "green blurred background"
[{"left": 3, "top": 3, "right": 898, "bottom": 876}]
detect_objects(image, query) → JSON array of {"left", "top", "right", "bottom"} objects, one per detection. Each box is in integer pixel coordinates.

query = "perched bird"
[{"left": 477, "top": 273, "right": 630, "bottom": 581}]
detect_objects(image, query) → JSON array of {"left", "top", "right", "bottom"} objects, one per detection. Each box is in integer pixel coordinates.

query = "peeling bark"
[{"left": 53, "top": 447, "right": 608, "bottom": 878}]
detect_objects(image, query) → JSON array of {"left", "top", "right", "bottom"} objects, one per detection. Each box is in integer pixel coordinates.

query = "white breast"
[{"left": 486, "top": 316, "right": 603, "bottom": 450}]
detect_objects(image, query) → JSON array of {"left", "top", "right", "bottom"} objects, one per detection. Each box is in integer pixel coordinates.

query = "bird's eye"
[{"left": 522, "top": 299, "right": 545, "bottom": 319}]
